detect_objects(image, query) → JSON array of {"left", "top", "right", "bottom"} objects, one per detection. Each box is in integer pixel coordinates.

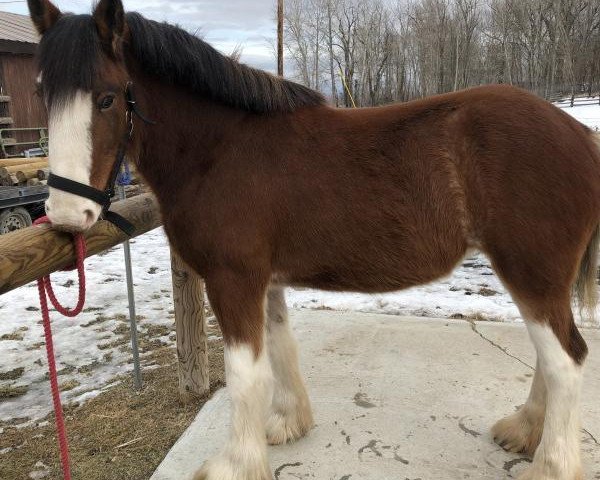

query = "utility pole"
[
  {"left": 327, "top": 0, "right": 337, "bottom": 105},
  {"left": 277, "top": 0, "right": 284, "bottom": 76}
]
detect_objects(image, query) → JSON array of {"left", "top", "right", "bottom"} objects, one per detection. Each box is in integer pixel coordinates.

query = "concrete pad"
[{"left": 151, "top": 311, "right": 600, "bottom": 480}]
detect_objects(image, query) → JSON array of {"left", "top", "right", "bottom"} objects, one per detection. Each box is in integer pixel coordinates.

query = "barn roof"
[{"left": 0, "top": 11, "right": 39, "bottom": 54}]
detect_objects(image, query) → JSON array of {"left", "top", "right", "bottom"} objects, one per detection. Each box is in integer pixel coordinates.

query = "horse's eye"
[{"left": 99, "top": 95, "right": 115, "bottom": 111}]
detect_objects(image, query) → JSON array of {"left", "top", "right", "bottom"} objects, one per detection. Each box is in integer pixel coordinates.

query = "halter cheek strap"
[{"left": 47, "top": 82, "right": 155, "bottom": 237}]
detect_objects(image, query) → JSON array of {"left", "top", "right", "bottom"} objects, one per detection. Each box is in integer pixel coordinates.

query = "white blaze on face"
[{"left": 46, "top": 90, "right": 102, "bottom": 231}]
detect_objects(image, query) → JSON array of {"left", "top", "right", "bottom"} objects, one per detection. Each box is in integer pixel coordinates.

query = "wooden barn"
[{"left": 0, "top": 11, "right": 46, "bottom": 158}]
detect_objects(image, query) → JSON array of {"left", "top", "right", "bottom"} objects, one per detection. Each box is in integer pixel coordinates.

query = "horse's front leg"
[{"left": 194, "top": 269, "right": 273, "bottom": 480}]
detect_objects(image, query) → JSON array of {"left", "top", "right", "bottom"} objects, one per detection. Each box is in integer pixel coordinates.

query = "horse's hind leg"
[
  {"left": 194, "top": 269, "right": 273, "bottom": 480},
  {"left": 492, "top": 358, "right": 546, "bottom": 456},
  {"left": 518, "top": 300, "right": 586, "bottom": 480},
  {"left": 265, "top": 286, "right": 314, "bottom": 445},
  {"left": 482, "top": 193, "right": 596, "bottom": 478},
  {"left": 494, "top": 290, "right": 586, "bottom": 480}
]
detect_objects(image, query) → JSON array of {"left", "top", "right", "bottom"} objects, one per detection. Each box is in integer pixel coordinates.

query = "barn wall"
[{"left": 0, "top": 52, "right": 47, "bottom": 155}]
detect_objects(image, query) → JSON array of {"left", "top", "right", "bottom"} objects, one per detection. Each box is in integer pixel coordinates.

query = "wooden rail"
[
  {"left": 0, "top": 193, "right": 160, "bottom": 293},
  {"left": 0, "top": 192, "right": 209, "bottom": 397}
]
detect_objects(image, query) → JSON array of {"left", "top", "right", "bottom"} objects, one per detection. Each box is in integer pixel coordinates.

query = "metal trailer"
[{"left": 0, "top": 184, "right": 47, "bottom": 234}]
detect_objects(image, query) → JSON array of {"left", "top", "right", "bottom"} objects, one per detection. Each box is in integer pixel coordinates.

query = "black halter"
[{"left": 47, "top": 82, "right": 155, "bottom": 236}]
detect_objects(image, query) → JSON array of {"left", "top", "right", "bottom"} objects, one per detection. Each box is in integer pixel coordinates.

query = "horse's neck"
[{"left": 131, "top": 73, "right": 246, "bottom": 201}]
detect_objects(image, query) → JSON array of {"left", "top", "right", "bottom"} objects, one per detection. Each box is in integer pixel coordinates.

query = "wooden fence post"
[{"left": 170, "top": 249, "right": 209, "bottom": 402}]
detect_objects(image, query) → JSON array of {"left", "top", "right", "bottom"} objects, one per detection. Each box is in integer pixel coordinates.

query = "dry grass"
[
  {"left": 478, "top": 287, "right": 498, "bottom": 297},
  {"left": 0, "top": 331, "right": 25, "bottom": 341},
  {"left": 0, "top": 368, "right": 25, "bottom": 381},
  {"left": 0, "top": 385, "right": 28, "bottom": 400},
  {"left": 0, "top": 340, "right": 224, "bottom": 480}
]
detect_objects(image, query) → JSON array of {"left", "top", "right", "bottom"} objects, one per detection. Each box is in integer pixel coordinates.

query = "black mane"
[
  {"left": 37, "top": 14, "right": 100, "bottom": 108},
  {"left": 37, "top": 12, "right": 325, "bottom": 114},
  {"left": 125, "top": 13, "right": 325, "bottom": 113}
]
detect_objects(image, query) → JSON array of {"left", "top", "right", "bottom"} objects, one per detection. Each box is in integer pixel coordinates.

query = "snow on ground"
[
  {"left": 0, "top": 100, "right": 599, "bottom": 424},
  {"left": 287, "top": 257, "right": 519, "bottom": 322},
  {"left": 556, "top": 99, "right": 600, "bottom": 130}
]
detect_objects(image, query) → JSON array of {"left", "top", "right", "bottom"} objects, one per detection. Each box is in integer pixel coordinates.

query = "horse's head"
[{"left": 28, "top": 0, "right": 132, "bottom": 232}]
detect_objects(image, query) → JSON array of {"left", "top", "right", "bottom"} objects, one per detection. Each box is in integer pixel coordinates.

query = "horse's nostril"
[{"left": 83, "top": 209, "right": 95, "bottom": 224}]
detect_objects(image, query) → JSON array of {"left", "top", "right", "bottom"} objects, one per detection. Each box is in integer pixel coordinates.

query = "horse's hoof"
[
  {"left": 192, "top": 454, "right": 273, "bottom": 480},
  {"left": 266, "top": 402, "right": 314, "bottom": 445},
  {"left": 492, "top": 408, "right": 543, "bottom": 457}
]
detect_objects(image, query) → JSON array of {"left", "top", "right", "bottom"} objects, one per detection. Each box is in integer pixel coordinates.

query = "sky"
[{"left": 0, "top": 0, "right": 278, "bottom": 71}]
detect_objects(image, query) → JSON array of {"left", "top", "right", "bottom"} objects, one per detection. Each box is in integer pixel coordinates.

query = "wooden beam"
[
  {"left": 0, "top": 158, "right": 47, "bottom": 168},
  {"left": 0, "top": 161, "right": 48, "bottom": 177},
  {"left": 0, "top": 193, "right": 161, "bottom": 294},
  {"left": 171, "top": 249, "right": 209, "bottom": 401}
]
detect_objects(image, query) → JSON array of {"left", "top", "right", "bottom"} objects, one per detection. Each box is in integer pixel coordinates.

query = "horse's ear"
[
  {"left": 28, "top": 0, "right": 61, "bottom": 35},
  {"left": 93, "top": 0, "right": 125, "bottom": 56}
]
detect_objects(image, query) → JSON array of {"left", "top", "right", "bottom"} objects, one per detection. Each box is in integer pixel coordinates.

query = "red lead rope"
[{"left": 34, "top": 216, "right": 88, "bottom": 480}]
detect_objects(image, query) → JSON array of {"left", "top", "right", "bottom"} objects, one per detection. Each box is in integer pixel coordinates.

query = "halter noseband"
[{"left": 47, "top": 82, "right": 155, "bottom": 236}]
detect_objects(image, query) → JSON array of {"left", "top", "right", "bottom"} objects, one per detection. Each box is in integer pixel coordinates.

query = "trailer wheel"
[{"left": 0, "top": 207, "right": 32, "bottom": 234}]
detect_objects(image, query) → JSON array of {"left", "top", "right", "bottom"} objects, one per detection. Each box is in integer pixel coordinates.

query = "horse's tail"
[{"left": 575, "top": 223, "right": 599, "bottom": 322}]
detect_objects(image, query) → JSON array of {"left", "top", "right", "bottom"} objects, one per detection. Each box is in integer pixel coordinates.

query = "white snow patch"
[
  {"left": 286, "top": 255, "right": 520, "bottom": 322},
  {"left": 557, "top": 100, "right": 600, "bottom": 130},
  {"left": 28, "top": 461, "right": 50, "bottom": 479},
  {"left": 74, "top": 389, "right": 102, "bottom": 403}
]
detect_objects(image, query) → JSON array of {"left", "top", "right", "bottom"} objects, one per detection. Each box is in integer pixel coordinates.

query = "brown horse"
[{"left": 28, "top": 0, "right": 600, "bottom": 479}]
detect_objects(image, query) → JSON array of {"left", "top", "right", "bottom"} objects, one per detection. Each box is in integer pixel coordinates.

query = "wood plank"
[
  {"left": 171, "top": 249, "right": 210, "bottom": 401},
  {"left": 0, "top": 193, "right": 161, "bottom": 294},
  {"left": 0, "top": 157, "right": 47, "bottom": 168},
  {"left": 0, "top": 161, "right": 48, "bottom": 176}
]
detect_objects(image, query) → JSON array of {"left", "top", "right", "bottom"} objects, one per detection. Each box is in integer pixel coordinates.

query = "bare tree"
[{"left": 281, "top": 0, "right": 600, "bottom": 105}]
